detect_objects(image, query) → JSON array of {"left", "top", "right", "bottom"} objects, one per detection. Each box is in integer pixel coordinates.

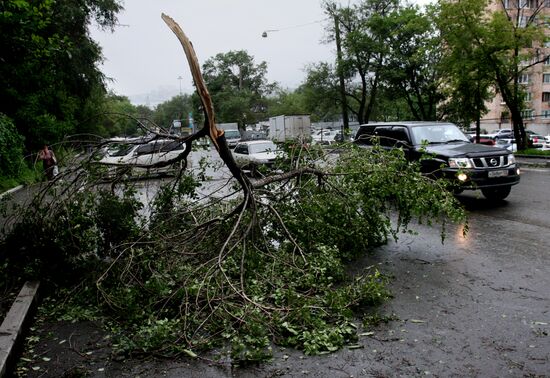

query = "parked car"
[
  {"left": 232, "top": 140, "right": 282, "bottom": 169},
  {"left": 334, "top": 130, "right": 354, "bottom": 143},
  {"left": 494, "top": 138, "right": 517, "bottom": 152},
  {"left": 354, "top": 122, "right": 520, "bottom": 200},
  {"left": 312, "top": 129, "right": 339, "bottom": 145},
  {"left": 224, "top": 129, "right": 242, "bottom": 148},
  {"left": 488, "top": 128, "right": 513, "bottom": 139},
  {"left": 525, "top": 131, "right": 546, "bottom": 148},
  {"left": 474, "top": 136, "right": 496, "bottom": 146},
  {"left": 96, "top": 138, "right": 186, "bottom": 176}
]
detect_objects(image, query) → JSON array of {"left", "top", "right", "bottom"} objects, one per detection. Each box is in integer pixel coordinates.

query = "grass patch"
[
  {"left": 517, "top": 148, "right": 550, "bottom": 157},
  {"left": 0, "top": 166, "right": 42, "bottom": 192}
]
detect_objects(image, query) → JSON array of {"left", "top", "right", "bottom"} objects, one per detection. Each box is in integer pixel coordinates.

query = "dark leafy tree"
[
  {"left": 324, "top": 0, "right": 399, "bottom": 124},
  {"left": 0, "top": 0, "right": 123, "bottom": 152},
  {"left": 0, "top": 114, "right": 25, "bottom": 178},
  {"left": 201, "top": 50, "right": 277, "bottom": 129},
  {"left": 296, "top": 63, "right": 342, "bottom": 121},
  {"left": 153, "top": 94, "right": 194, "bottom": 131},
  {"left": 436, "top": 0, "right": 548, "bottom": 149},
  {"left": 266, "top": 88, "right": 310, "bottom": 119},
  {"left": 377, "top": 5, "right": 443, "bottom": 121}
]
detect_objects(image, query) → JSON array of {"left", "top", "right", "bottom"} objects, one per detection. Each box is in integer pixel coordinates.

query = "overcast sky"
[{"left": 91, "top": 0, "right": 347, "bottom": 105}]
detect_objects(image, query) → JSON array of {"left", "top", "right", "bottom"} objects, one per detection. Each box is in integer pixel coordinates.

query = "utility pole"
[{"left": 334, "top": 12, "right": 349, "bottom": 134}]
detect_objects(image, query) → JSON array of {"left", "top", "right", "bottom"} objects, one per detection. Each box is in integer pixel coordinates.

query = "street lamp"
[
  {"left": 177, "top": 75, "right": 183, "bottom": 95},
  {"left": 261, "top": 29, "right": 279, "bottom": 38}
]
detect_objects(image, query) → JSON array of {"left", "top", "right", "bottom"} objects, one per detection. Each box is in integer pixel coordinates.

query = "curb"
[
  {"left": 0, "top": 281, "right": 40, "bottom": 377},
  {"left": 516, "top": 159, "right": 550, "bottom": 169},
  {"left": 0, "top": 185, "right": 24, "bottom": 199}
]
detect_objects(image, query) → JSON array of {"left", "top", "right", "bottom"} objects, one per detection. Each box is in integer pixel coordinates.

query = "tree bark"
[{"left": 161, "top": 14, "right": 252, "bottom": 203}]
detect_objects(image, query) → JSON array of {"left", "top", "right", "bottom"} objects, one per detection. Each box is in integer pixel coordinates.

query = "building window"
[
  {"left": 521, "top": 109, "right": 534, "bottom": 119},
  {"left": 543, "top": 92, "right": 550, "bottom": 102},
  {"left": 518, "top": 74, "right": 531, "bottom": 84},
  {"left": 544, "top": 73, "right": 550, "bottom": 83},
  {"left": 521, "top": 57, "right": 533, "bottom": 66},
  {"left": 543, "top": 110, "right": 550, "bottom": 119},
  {"left": 545, "top": 56, "right": 550, "bottom": 65},
  {"left": 546, "top": 0, "right": 550, "bottom": 7},
  {"left": 518, "top": 16, "right": 529, "bottom": 28},
  {"left": 519, "top": 0, "right": 534, "bottom": 8},
  {"left": 525, "top": 92, "right": 533, "bottom": 101}
]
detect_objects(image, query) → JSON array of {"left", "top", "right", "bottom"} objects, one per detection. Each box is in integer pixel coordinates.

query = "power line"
[{"left": 262, "top": 18, "right": 329, "bottom": 37}]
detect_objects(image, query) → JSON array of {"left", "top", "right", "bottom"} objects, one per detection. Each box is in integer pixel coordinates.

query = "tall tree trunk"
[{"left": 494, "top": 68, "right": 527, "bottom": 149}]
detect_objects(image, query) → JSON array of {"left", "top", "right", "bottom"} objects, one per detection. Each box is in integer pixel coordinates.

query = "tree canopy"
[
  {"left": 436, "top": 0, "right": 548, "bottom": 148},
  {"left": 202, "top": 50, "right": 277, "bottom": 129},
  {"left": 0, "top": 0, "right": 123, "bottom": 152}
]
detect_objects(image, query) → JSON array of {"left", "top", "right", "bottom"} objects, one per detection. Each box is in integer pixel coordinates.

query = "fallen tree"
[{"left": 0, "top": 15, "right": 467, "bottom": 364}]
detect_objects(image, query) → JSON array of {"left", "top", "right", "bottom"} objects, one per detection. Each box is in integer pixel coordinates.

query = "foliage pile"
[{"left": 0, "top": 142, "right": 466, "bottom": 364}]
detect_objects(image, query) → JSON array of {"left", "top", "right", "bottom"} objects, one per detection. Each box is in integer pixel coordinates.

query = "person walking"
[{"left": 38, "top": 144, "right": 57, "bottom": 180}]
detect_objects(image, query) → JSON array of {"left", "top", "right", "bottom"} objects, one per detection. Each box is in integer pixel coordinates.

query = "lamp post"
[
  {"left": 261, "top": 29, "right": 279, "bottom": 38},
  {"left": 177, "top": 75, "right": 183, "bottom": 95}
]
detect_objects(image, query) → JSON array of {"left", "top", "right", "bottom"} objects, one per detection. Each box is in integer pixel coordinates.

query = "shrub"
[{"left": 0, "top": 114, "right": 25, "bottom": 178}]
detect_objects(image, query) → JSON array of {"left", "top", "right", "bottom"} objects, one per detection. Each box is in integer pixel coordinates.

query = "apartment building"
[{"left": 481, "top": 0, "right": 550, "bottom": 135}]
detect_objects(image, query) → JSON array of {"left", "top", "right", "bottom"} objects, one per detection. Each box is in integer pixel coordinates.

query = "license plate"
[{"left": 488, "top": 170, "right": 508, "bottom": 178}]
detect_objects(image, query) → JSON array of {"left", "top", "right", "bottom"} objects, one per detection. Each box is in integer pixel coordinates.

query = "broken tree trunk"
[{"left": 161, "top": 13, "right": 252, "bottom": 209}]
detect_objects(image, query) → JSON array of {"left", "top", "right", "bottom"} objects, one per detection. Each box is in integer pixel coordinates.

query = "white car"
[
  {"left": 312, "top": 129, "right": 339, "bottom": 145},
  {"left": 494, "top": 138, "right": 517, "bottom": 152},
  {"left": 97, "top": 138, "right": 186, "bottom": 176},
  {"left": 232, "top": 140, "right": 281, "bottom": 168},
  {"left": 487, "top": 128, "right": 513, "bottom": 139}
]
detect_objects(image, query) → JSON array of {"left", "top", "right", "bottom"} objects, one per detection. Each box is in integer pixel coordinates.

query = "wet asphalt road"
[
  {"left": 7, "top": 163, "right": 550, "bottom": 377},
  {"left": 254, "top": 167, "right": 550, "bottom": 377},
  {"left": 109, "top": 168, "right": 550, "bottom": 377}
]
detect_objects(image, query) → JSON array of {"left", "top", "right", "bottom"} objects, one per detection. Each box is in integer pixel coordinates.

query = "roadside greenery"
[
  {"left": 0, "top": 143, "right": 467, "bottom": 363},
  {"left": 517, "top": 149, "right": 550, "bottom": 157},
  {"left": 0, "top": 114, "right": 25, "bottom": 178},
  {"left": 3, "top": 0, "right": 548, "bottom": 192}
]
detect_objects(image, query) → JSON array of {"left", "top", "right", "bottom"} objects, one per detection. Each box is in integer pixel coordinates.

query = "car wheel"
[{"left": 481, "top": 186, "right": 511, "bottom": 201}]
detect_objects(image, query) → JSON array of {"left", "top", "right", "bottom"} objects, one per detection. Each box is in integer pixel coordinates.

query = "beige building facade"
[{"left": 481, "top": 0, "right": 550, "bottom": 135}]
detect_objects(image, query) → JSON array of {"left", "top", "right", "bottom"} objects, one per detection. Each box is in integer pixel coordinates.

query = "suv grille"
[{"left": 472, "top": 156, "right": 508, "bottom": 168}]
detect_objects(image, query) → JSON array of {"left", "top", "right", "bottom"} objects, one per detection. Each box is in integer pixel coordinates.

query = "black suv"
[{"left": 355, "top": 122, "right": 520, "bottom": 200}]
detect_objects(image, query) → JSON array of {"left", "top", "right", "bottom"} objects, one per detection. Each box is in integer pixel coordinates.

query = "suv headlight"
[
  {"left": 449, "top": 157, "right": 473, "bottom": 169},
  {"left": 508, "top": 154, "right": 516, "bottom": 165}
]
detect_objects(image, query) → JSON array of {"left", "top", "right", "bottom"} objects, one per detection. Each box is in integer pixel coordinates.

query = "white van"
[{"left": 224, "top": 129, "right": 241, "bottom": 148}]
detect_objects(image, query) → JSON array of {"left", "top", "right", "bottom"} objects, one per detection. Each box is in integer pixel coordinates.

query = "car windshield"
[
  {"left": 249, "top": 142, "right": 277, "bottom": 154},
  {"left": 107, "top": 143, "right": 134, "bottom": 157},
  {"left": 410, "top": 124, "right": 469, "bottom": 145}
]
